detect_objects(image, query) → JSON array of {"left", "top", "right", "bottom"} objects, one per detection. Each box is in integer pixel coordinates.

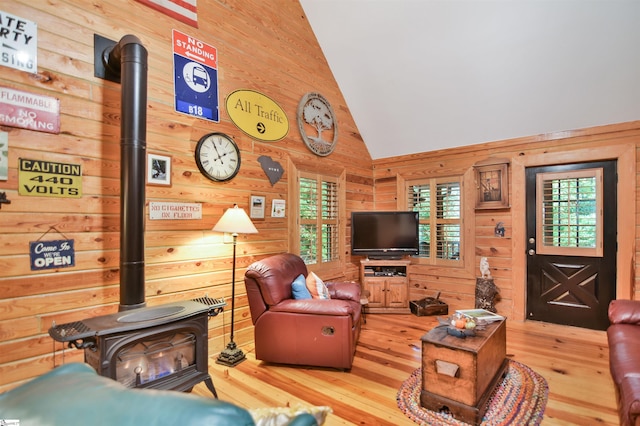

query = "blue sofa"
[{"left": 0, "top": 363, "right": 318, "bottom": 426}]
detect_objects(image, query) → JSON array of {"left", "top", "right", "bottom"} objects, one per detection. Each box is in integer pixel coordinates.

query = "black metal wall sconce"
[{"left": 0, "top": 192, "right": 11, "bottom": 209}]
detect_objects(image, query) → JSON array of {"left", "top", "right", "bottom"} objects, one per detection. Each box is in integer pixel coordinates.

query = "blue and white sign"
[
  {"left": 29, "top": 239, "right": 75, "bottom": 271},
  {"left": 172, "top": 29, "right": 219, "bottom": 122}
]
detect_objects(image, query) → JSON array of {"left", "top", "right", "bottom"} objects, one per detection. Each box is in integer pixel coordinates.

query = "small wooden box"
[
  {"left": 420, "top": 320, "right": 507, "bottom": 425},
  {"left": 410, "top": 297, "right": 448, "bottom": 316}
]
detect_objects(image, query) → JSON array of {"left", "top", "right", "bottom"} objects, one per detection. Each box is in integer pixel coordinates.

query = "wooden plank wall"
[
  {"left": 1, "top": 0, "right": 638, "bottom": 396},
  {"left": 372, "top": 122, "right": 640, "bottom": 318},
  {"left": 0, "top": 0, "right": 373, "bottom": 391}
]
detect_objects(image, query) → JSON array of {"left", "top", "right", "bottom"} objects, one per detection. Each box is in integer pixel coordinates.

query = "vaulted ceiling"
[{"left": 299, "top": 0, "right": 640, "bottom": 159}]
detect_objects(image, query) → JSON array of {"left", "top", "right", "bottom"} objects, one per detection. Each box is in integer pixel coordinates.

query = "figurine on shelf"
[
  {"left": 476, "top": 257, "right": 500, "bottom": 313},
  {"left": 480, "top": 257, "right": 491, "bottom": 279}
]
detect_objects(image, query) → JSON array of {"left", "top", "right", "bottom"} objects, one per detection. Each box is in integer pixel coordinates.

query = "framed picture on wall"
[
  {"left": 474, "top": 159, "right": 509, "bottom": 210},
  {"left": 250, "top": 195, "right": 266, "bottom": 219},
  {"left": 271, "top": 199, "right": 286, "bottom": 217},
  {"left": 147, "top": 153, "right": 172, "bottom": 186}
]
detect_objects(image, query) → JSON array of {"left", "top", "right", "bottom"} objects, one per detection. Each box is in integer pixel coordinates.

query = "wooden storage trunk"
[
  {"left": 420, "top": 320, "right": 507, "bottom": 425},
  {"left": 410, "top": 297, "right": 448, "bottom": 316}
]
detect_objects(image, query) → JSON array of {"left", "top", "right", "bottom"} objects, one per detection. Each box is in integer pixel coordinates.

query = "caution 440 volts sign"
[{"left": 18, "top": 158, "right": 82, "bottom": 198}]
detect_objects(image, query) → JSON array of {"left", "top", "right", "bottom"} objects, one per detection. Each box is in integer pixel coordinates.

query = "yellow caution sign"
[
  {"left": 226, "top": 89, "right": 288, "bottom": 142},
  {"left": 18, "top": 158, "right": 82, "bottom": 198}
]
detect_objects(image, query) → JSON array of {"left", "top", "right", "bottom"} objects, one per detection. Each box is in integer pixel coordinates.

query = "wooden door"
[
  {"left": 525, "top": 161, "right": 617, "bottom": 330},
  {"left": 386, "top": 278, "right": 408, "bottom": 308},
  {"left": 366, "top": 279, "right": 385, "bottom": 308}
]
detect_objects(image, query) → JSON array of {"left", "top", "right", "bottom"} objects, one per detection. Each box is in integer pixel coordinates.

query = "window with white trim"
[
  {"left": 407, "top": 177, "right": 463, "bottom": 265},
  {"left": 298, "top": 171, "right": 341, "bottom": 267}
]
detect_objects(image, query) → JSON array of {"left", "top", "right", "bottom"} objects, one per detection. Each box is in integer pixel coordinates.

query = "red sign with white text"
[
  {"left": 172, "top": 29, "right": 217, "bottom": 68},
  {"left": 0, "top": 86, "right": 60, "bottom": 134}
]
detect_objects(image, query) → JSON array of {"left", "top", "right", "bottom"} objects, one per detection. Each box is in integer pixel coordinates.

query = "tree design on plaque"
[{"left": 297, "top": 92, "right": 338, "bottom": 156}]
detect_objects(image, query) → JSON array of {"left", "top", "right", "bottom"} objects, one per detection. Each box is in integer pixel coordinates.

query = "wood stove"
[
  {"left": 49, "top": 298, "right": 224, "bottom": 397},
  {"left": 47, "top": 36, "right": 226, "bottom": 398}
]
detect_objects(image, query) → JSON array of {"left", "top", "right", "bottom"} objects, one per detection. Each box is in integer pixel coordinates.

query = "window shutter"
[
  {"left": 435, "top": 182, "right": 461, "bottom": 260},
  {"left": 408, "top": 184, "right": 431, "bottom": 257},
  {"left": 299, "top": 174, "right": 340, "bottom": 264},
  {"left": 406, "top": 178, "right": 462, "bottom": 264},
  {"left": 299, "top": 177, "right": 318, "bottom": 263},
  {"left": 300, "top": 177, "right": 317, "bottom": 220},
  {"left": 536, "top": 168, "right": 602, "bottom": 257},
  {"left": 322, "top": 180, "right": 339, "bottom": 262}
]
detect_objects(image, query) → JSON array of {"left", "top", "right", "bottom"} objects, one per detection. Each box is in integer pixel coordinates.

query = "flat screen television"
[{"left": 350, "top": 211, "right": 419, "bottom": 259}]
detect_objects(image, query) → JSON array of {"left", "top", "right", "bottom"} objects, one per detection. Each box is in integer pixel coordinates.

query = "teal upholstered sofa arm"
[{"left": 0, "top": 363, "right": 317, "bottom": 426}]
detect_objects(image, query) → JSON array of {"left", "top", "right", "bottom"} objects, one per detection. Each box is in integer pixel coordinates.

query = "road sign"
[
  {"left": 226, "top": 89, "right": 289, "bottom": 142},
  {"left": 172, "top": 29, "right": 219, "bottom": 122},
  {"left": 0, "top": 11, "right": 37, "bottom": 74}
]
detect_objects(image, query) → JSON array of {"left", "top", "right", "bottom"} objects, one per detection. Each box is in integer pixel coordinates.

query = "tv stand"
[{"left": 360, "top": 259, "right": 410, "bottom": 314}]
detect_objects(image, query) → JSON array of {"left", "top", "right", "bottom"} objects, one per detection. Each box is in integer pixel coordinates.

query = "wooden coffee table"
[{"left": 420, "top": 319, "right": 507, "bottom": 425}]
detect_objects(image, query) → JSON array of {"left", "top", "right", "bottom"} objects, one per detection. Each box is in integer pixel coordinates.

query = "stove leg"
[{"left": 204, "top": 376, "right": 218, "bottom": 399}]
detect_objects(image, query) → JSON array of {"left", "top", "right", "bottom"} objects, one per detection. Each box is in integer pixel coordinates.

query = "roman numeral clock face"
[{"left": 195, "top": 133, "right": 241, "bottom": 182}]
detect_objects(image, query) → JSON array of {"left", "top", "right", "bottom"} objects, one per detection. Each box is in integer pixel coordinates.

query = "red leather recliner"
[
  {"left": 244, "top": 253, "right": 362, "bottom": 370},
  {"left": 607, "top": 299, "right": 640, "bottom": 426}
]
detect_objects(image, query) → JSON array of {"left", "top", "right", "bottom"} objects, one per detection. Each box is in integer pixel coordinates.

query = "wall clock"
[{"left": 195, "top": 132, "right": 241, "bottom": 182}]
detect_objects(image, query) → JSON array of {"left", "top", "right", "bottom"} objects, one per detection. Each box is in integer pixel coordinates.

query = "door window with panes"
[
  {"left": 407, "top": 177, "right": 462, "bottom": 265},
  {"left": 535, "top": 168, "right": 603, "bottom": 257},
  {"left": 298, "top": 172, "right": 340, "bottom": 267}
]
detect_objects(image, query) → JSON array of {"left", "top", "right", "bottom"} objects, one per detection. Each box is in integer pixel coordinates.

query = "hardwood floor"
[{"left": 194, "top": 313, "right": 619, "bottom": 425}]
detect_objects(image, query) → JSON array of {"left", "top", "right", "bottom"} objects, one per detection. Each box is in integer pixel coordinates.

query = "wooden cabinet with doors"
[{"left": 360, "top": 259, "right": 411, "bottom": 313}]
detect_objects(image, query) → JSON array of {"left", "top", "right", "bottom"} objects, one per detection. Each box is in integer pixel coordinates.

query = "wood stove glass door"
[{"left": 115, "top": 332, "right": 196, "bottom": 387}]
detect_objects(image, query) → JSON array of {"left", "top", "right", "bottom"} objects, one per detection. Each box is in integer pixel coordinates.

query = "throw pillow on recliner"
[
  {"left": 305, "top": 272, "right": 330, "bottom": 300},
  {"left": 292, "top": 274, "right": 312, "bottom": 300}
]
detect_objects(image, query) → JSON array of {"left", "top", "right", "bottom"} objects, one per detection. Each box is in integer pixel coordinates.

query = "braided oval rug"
[{"left": 396, "top": 360, "right": 548, "bottom": 426}]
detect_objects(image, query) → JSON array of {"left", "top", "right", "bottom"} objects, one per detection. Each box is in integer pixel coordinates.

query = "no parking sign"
[{"left": 172, "top": 29, "right": 219, "bottom": 122}]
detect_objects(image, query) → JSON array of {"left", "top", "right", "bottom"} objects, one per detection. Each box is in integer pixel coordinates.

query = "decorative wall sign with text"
[
  {"left": 0, "top": 86, "right": 60, "bottom": 134},
  {"left": 258, "top": 155, "right": 284, "bottom": 186},
  {"left": 226, "top": 89, "right": 289, "bottom": 142},
  {"left": 0, "top": 10, "right": 37, "bottom": 74},
  {"left": 18, "top": 158, "right": 81, "bottom": 198},
  {"left": 30, "top": 239, "right": 75, "bottom": 271},
  {"left": 149, "top": 202, "right": 202, "bottom": 220},
  {"left": 297, "top": 92, "right": 338, "bottom": 156},
  {"left": 172, "top": 29, "right": 218, "bottom": 122}
]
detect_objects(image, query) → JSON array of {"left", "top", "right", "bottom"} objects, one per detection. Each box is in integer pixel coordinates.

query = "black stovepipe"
[{"left": 105, "top": 35, "right": 148, "bottom": 311}]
